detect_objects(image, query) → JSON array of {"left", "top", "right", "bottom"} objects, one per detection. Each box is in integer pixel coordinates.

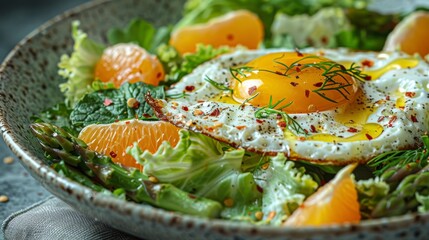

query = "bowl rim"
[{"left": 1, "top": 0, "right": 428, "bottom": 237}]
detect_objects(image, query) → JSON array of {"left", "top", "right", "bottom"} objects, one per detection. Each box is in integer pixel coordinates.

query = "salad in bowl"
[{"left": 2, "top": 0, "right": 429, "bottom": 238}]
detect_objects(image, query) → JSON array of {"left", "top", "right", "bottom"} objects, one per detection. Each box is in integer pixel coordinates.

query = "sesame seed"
[
  {"left": 0, "top": 195, "right": 9, "bottom": 203},
  {"left": 255, "top": 211, "right": 263, "bottom": 221},
  {"left": 127, "top": 98, "right": 137, "bottom": 108},
  {"left": 3, "top": 156, "right": 14, "bottom": 164},
  {"left": 148, "top": 176, "right": 159, "bottom": 183}
]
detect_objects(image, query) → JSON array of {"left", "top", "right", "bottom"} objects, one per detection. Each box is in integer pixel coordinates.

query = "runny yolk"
[
  {"left": 232, "top": 52, "right": 359, "bottom": 113},
  {"left": 341, "top": 57, "right": 419, "bottom": 80}
]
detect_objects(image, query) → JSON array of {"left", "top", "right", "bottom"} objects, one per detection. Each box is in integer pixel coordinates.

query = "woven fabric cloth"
[{"left": 2, "top": 197, "right": 140, "bottom": 240}]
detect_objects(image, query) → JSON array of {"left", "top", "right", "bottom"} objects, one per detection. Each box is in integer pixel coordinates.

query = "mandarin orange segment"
[
  {"left": 94, "top": 43, "right": 165, "bottom": 88},
  {"left": 384, "top": 11, "right": 429, "bottom": 57},
  {"left": 78, "top": 119, "right": 180, "bottom": 170},
  {"left": 170, "top": 10, "right": 264, "bottom": 55},
  {"left": 284, "top": 164, "right": 361, "bottom": 226}
]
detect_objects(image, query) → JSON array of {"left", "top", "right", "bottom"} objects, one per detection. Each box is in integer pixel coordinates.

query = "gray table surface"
[{"left": 0, "top": 1, "right": 89, "bottom": 239}]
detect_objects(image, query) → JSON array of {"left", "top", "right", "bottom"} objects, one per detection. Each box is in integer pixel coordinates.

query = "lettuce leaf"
[
  {"left": 70, "top": 82, "right": 164, "bottom": 131},
  {"left": 416, "top": 193, "right": 429, "bottom": 213},
  {"left": 254, "top": 154, "right": 318, "bottom": 225},
  {"left": 107, "top": 18, "right": 171, "bottom": 54},
  {"left": 128, "top": 130, "right": 262, "bottom": 220},
  {"left": 58, "top": 21, "right": 105, "bottom": 107}
]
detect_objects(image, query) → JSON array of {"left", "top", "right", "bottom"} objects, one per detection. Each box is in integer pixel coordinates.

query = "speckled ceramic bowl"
[{"left": 1, "top": 0, "right": 429, "bottom": 239}]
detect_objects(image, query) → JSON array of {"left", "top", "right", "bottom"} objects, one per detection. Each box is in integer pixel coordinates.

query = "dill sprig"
[
  {"left": 166, "top": 92, "right": 190, "bottom": 99},
  {"left": 205, "top": 76, "right": 234, "bottom": 93},
  {"left": 299, "top": 60, "right": 365, "bottom": 103},
  {"left": 239, "top": 92, "right": 259, "bottom": 108},
  {"left": 230, "top": 66, "right": 253, "bottom": 83},
  {"left": 255, "top": 96, "right": 307, "bottom": 135},
  {"left": 229, "top": 54, "right": 370, "bottom": 103},
  {"left": 368, "top": 135, "right": 429, "bottom": 176}
]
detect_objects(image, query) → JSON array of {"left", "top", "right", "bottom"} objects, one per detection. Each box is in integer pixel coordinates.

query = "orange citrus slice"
[
  {"left": 284, "top": 164, "right": 361, "bottom": 226},
  {"left": 94, "top": 43, "right": 165, "bottom": 87},
  {"left": 170, "top": 10, "right": 264, "bottom": 55},
  {"left": 384, "top": 11, "right": 429, "bottom": 57},
  {"left": 78, "top": 119, "right": 181, "bottom": 170}
]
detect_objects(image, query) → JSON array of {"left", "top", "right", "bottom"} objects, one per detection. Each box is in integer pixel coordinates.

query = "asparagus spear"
[
  {"left": 52, "top": 161, "right": 108, "bottom": 193},
  {"left": 30, "top": 122, "right": 222, "bottom": 218},
  {"left": 371, "top": 165, "right": 429, "bottom": 218}
]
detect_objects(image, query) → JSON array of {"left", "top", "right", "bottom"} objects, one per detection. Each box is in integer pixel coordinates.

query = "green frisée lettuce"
[
  {"left": 254, "top": 154, "right": 318, "bottom": 224},
  {"left": 416, "top": 193, "right": 429, "bottom": 213},
  {"left": 157, "top": 44, "right": 231, "bottom": 85},
  {"left": 58, "top": 21, "right": 105, "bottom": 107},
  {"left": 356, "top": 178, "right": 389, "bottom": 219},
  {"left": 128, "top": 130, "right": 262, "bottom": 220}
]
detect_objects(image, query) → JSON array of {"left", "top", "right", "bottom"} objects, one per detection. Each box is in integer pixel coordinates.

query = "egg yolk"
[{"left": 232, "top": 52, "right": 359, "bottom": 113}]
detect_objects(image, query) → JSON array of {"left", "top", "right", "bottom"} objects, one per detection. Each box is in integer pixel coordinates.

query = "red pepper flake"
[
  {"left": 411, "top": 115, "right": 418, "bottom": 122},
  {"left": 109, "top": 151, "right": 117, "bottom": 158},
  {"left": 125, "top": 121, "right": 130, "bottom": 124},
  {"left": 364, "top": 75, "right": 372, "bottom": 81},
  {"left": 290, "top": 82, "right": 299, "bottom": 87},
  {"left": 156, "top": 72, "right": 162, "bottom": 79},
  {"left": 275, "top": 71, "right": 283, "bottom": 75},
  {"left": 182, "top": 106, "right": 189, "bottom": 111},
  {"left": 304, "top": 129, "right": 309, "bottom": 134},
  {"left": 361, "top": 59, "right": 374, "bottom": 68},
  {"left": 185, "top": 85, "right": 195, "bottom": 92},
  {"left": 236, "top": 125, "right": 246, "bottom": 130},
  {"left": 305, "top": 90, "right": 310, "bottom": 98},
  {"left": 321, "top": 36, "right": 328, "bottom": 44},
  {"left": 347, "top": 127, "right": 358, "bottom": 133},
  {"left": 143, "top": 113, "right": 152, "bottom": 118},
  {"left": 210, "top": 108, "right": 221, "bottom": 117},
  {"left": 103, "top": 98, "right": 113, "bottom": 106},
  {"left": 256, "top": 185, "right": 263, "bottom": 193},
  {"left": 388, "top": 115, "right": 398, "bottom": 127},
  {"left": 248, "top": 86, "right": 257, "bottom": 95},
  {"left": 226, "top": 34, "right": 234, "bottom": 41},
  {"left": 256, "top": 119, "right": 264, "bottom": 124},
  {"left": 132, "top": 101, "right": 140, "bottom": 109},
  {"left": 295, "top": 48, "right": 303, "bottom": 57},
  {"left": 310, "top": 125, "right": 317, "bottom": 133},
  {"left": 188, "top": 194, "right": 196, "bottom": 199},
  {"left": 377, "top": 116, "right": 385, "bottom": 122},
  {"left": 365, "top": 134, "right": 373, "bottom": 140},
  {"left": 277, "top": 121, "right": 286, "bottom": 129},
  {"left": 313, "top": 82, "right": 323, "bottom": 88},
  {"left": 295, "top": 66, "right": 301, "bottom": 72},
  {"left": 386, "top": 96, "right": 390, "bottom": 101},
  {"left": 405, "top": 92, "right": 416, "bottom": 98}
]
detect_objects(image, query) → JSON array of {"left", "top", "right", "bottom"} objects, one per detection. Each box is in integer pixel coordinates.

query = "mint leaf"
[
  {"left": 70, "top": 82, "right": 164, "bottom": 130},
  {"left": 107, "top": 18, "right": 171, "bottom": 53}
]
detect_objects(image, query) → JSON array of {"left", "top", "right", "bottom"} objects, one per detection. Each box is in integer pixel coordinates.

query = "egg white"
[{"left": 148, "top": 49, "right": 429, "bottom": 164}]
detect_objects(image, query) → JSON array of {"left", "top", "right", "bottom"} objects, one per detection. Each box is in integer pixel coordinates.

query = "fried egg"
[{"left": 147, "top": 48, "right": 429, "bottom": 164}]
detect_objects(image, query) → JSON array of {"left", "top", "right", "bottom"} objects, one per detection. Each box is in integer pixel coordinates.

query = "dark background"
[{"left": 0, "top": 0, "right": 89, "bottom": 234}]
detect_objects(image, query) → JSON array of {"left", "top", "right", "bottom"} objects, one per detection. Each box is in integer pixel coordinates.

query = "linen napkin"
[{"left": 2, "top": 197, "right": 140, "bottom": 240}]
